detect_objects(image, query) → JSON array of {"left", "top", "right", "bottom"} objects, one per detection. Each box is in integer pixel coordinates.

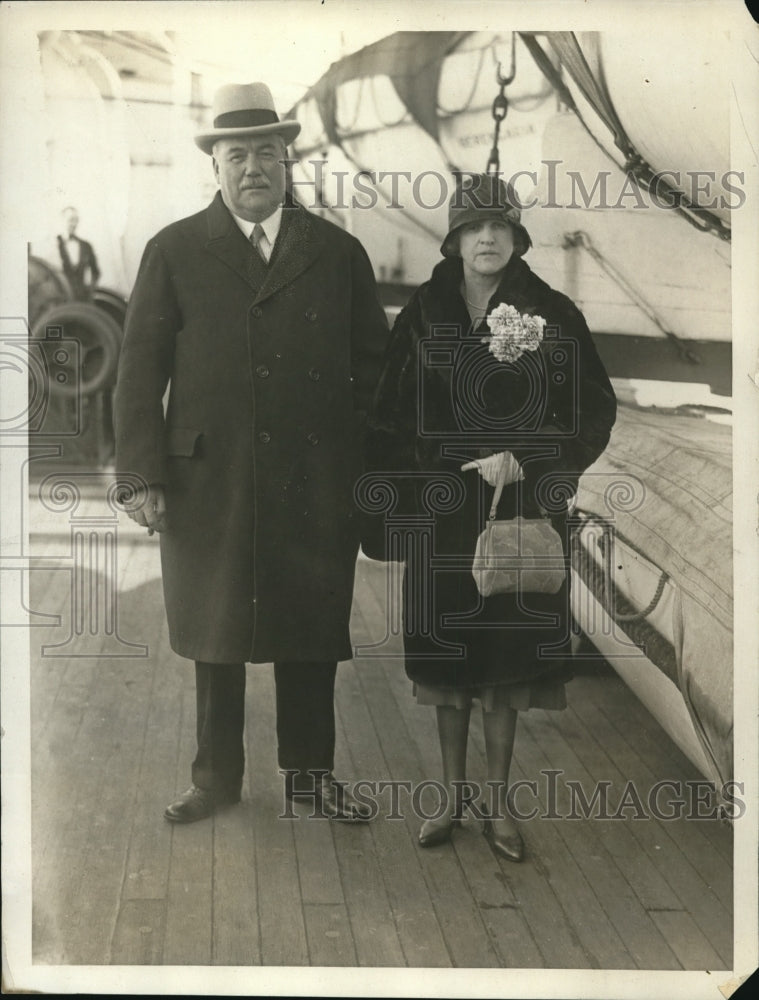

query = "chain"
[{"left": 486, "top": 34, "right": 516, "bottom": 175}]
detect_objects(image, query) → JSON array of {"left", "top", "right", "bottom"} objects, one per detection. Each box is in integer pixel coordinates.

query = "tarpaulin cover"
[
  {"left": 576, "top": 404, "right": 733, "bottom": 785},
  {"left": 296, "top": 31, "right": 469, "bottom": 147}
]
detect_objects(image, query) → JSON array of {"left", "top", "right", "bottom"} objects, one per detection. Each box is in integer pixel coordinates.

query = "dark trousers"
[
  {"left": 191, "top": 660, "right": 337, "bottom": 793},
  {"left": 191, "top": 662, "right": 246, "bottom": 795}
]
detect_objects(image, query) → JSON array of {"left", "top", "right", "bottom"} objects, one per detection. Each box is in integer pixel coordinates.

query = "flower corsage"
[{"left": 482, "top": 303, "right": 546, "bottom": 363}]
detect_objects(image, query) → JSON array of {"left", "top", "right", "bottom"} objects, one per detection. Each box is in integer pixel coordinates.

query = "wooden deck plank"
[
  {"left": 119, "top": 654, "right": 186, "bottom": 903},
  {"left": 303, "top": 904, "right": 359, "bottom": 967},
  {"left": 27, "top": 557, "right": 71, "bottom": 614},
  {"left": 291, "top": 802, "right": 345, "bottom": 907},
  {"left": 561, "top": 687, "right": 733, "bottom": 949},
  {"left": 111, "top": 647, "right": 183, "bottom": 963},
  {"left": 30, "top": 540, "right": 136, "bottom": 833},
  {"left": 248, "top": 665, "right": 310, "bottom": 966},
  {"left": 28, "top": 512, "right": 150, "bottom": 702},
  {"left": 110, "top": 898, "right": 167, "bottom": 965},
  {"left": 28, "top": 566, "right": 72, "bottom": 733},
  {"left": 253, "top": 814, "right": 309, "bottom": 966},
  {"left": 195, "top": 674, "right": 259, "bottom": 959},
  {"left": 556, "top": 698, "right": 688, "bottom": 912},
  {"left": 71, "top": 655, "right": 161, "bottom": 964},
  {"left": 376, "top": 654, "right": 593, "bottom": 970},
  {"left": 567, "top": 678, "right": 733, "bottom": 965},
  {"left": 334, "top": 659, "right": 440, "bottom": 967},
  {"left": 210, "top": 715, "right": 260, "bottom": 969},
  {"left": 473, "top": 761, "right": 636, "bottom": 969},
  {"left": 487, "top": 792, "right": 636, "bottom": 969},
  {"left": 518, "top": 712, "right": 682, "bottom": 970},
  {"left": 104, "top": 541, "right": 183, "bottom": 923},
  {"left": 583, "top": 671, "right": 735, "bottom": 866},
  {"left": 351, "top": 598, "right": 496, "bottom": 972},
  {"left": 31, "top": 657, "right": 97, "bottom": 870},
  {"left": 376, "top": 639, "right": 653, "bottom": 969},
  {"left": 351, "top": 645, "right": 503, "bottom": 969},
  {"left": 649, "top": 910, "right": 728, "bottom": 970},
  {"left": 330, "top": 825, "right": 408, "bottom": 968},
  {"left": 211, "top": 808, "right": 260, "bottom": 965},
  {"left": 31, "top": 543, "right": 155, "bottom": 963},
  {"left": 445, "top": 828, "right": 547, "bottom": 969},
  {"left": 162, "top": 685, "right": 214, "bottom": 965}
]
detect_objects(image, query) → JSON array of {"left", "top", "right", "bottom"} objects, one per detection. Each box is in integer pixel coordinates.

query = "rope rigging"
[
  {"left": 576, "top": 514, "right": 671, "bottom": 625},
  {"left": 519, "top": 32, "right": 731, "bottom": 243},
  {"left": 435, "top": 44, "right": 487, "bottom": 116},
  {"left": 562, "top": 230, "right": 701, "bottom": 366},
  {"left": 599, "top": 528, "right": 670, "bottom": 624}
]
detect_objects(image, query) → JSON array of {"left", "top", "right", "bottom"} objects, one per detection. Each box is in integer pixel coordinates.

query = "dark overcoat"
[
  {"left": 114, "top": 193, "right": 389, "bottom": 664},
  {"left": 366, "top": 253, "right": 617, "bottom": 690}
]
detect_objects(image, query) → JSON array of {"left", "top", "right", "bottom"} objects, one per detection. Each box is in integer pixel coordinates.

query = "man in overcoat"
[{"left": 114, "top": 83, "right": 389, "bottom": 823}]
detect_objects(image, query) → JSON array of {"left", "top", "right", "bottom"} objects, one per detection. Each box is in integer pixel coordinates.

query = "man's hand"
[
  {"left": 461, "top": 451, "right": 524, "bottom": 488},
  {"left": 127, "top": 484, "right": 167, "bottom": 534}
]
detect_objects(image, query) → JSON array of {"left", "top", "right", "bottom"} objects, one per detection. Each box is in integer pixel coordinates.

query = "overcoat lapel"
[
  {"left": 204, "top": 191, "right": 261, "bottom": 292},
  {"left": 255, "top": 205, "right": 322, "bottom": 304},
  {"left": 203, "top": 192, "right": 322, "bottom": 301}
]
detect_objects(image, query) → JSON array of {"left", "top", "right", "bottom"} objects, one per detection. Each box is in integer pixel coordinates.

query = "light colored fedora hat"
[{"left": 195, "top": 82, "right": 301, "bottom": 155}]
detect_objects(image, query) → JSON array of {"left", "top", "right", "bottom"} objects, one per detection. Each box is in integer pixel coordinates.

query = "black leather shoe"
[
  {"left": 418, "top": 816, "right": 461, "bottom": 848},
  {"left": 482, "top": 818, "right": 524, "bottom": 863},
  {"left": 287, "top": 773, "right": 372, "bottom": 822},
  {"left": 164, "top": 784, "right": 240, "bottom": 824}
]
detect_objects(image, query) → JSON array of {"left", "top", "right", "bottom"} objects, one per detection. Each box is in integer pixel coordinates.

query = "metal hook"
[{"left": 493, "top": 33, "right": 517, "bottom": 87}]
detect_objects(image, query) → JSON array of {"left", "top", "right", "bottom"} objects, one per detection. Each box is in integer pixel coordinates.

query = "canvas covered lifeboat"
[{"left": 288, "top": 29, "right": 737, "bottom": 790}]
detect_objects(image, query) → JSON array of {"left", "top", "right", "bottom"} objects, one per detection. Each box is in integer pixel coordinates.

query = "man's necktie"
[{"left": 251, "top": 223, "right": 268, "bottom": 263}]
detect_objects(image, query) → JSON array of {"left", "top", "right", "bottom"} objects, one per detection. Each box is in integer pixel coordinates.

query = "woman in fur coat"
[{"left": 366, "top": 173, "right": 616, "bottom": 860}]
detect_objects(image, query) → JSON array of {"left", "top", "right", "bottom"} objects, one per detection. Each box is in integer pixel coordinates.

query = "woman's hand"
[{"left": 461, "top": 451, "right": 524, "bottom": 487}]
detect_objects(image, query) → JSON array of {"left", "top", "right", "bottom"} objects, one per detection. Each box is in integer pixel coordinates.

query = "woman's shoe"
[
  {"left": 418, "top": 816, "right": 461, "bottom": 848},
  {"left": 482, "top": 818, "right": 524, "bottom": 863}
]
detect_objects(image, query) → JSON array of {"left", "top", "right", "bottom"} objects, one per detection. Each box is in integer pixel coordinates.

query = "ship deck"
[{"left": 27, "top": 483, "right": 733, "bottom": 970}]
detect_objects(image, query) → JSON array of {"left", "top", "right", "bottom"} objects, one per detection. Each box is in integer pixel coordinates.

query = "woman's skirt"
[{"left": 413, "top": 678, "right": 567, "bottom": 711}]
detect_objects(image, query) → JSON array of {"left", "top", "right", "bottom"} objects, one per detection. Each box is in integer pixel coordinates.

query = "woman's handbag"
[{"left": 472, "top": 465, "right": 566, "bottom": 597}]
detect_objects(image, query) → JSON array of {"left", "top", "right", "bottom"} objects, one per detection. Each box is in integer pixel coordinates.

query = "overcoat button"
[
  {"left": 309, "top": 368, "right": 320, "bottom": 381},
  {"left": 258, "top": 431, "right": 271, "bottom": 443},
  {"left": 305, "top": 309, "right": 317, "bottom": 322},
  {"left": 256, "top": 365, "right": 270, "bottom": 378},
  {"left": 251, "top": 306, "right": 262, "bottom": 318},
  {"left": 307, "top": 432, "right": 319, "bottom": 445}
]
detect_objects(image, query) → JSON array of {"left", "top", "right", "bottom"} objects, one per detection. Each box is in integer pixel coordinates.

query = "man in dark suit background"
[
  {"left": 114, "top": 82, "right": 389, "bottom": 824},
  {"left": 57, "top": 206, "right": 100, "bottom": 300}
]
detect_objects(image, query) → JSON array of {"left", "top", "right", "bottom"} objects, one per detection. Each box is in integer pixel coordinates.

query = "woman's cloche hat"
[
  {"left": 195, "top": 82, "right": 301, "bottom": 155},
  {"left": 441, "top": 172, "right": 532, "bottom": 258}
]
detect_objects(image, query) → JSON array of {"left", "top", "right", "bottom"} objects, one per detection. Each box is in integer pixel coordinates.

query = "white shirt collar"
[{"left": 226, "top": 202, "right": 283, "bottom": 248}]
